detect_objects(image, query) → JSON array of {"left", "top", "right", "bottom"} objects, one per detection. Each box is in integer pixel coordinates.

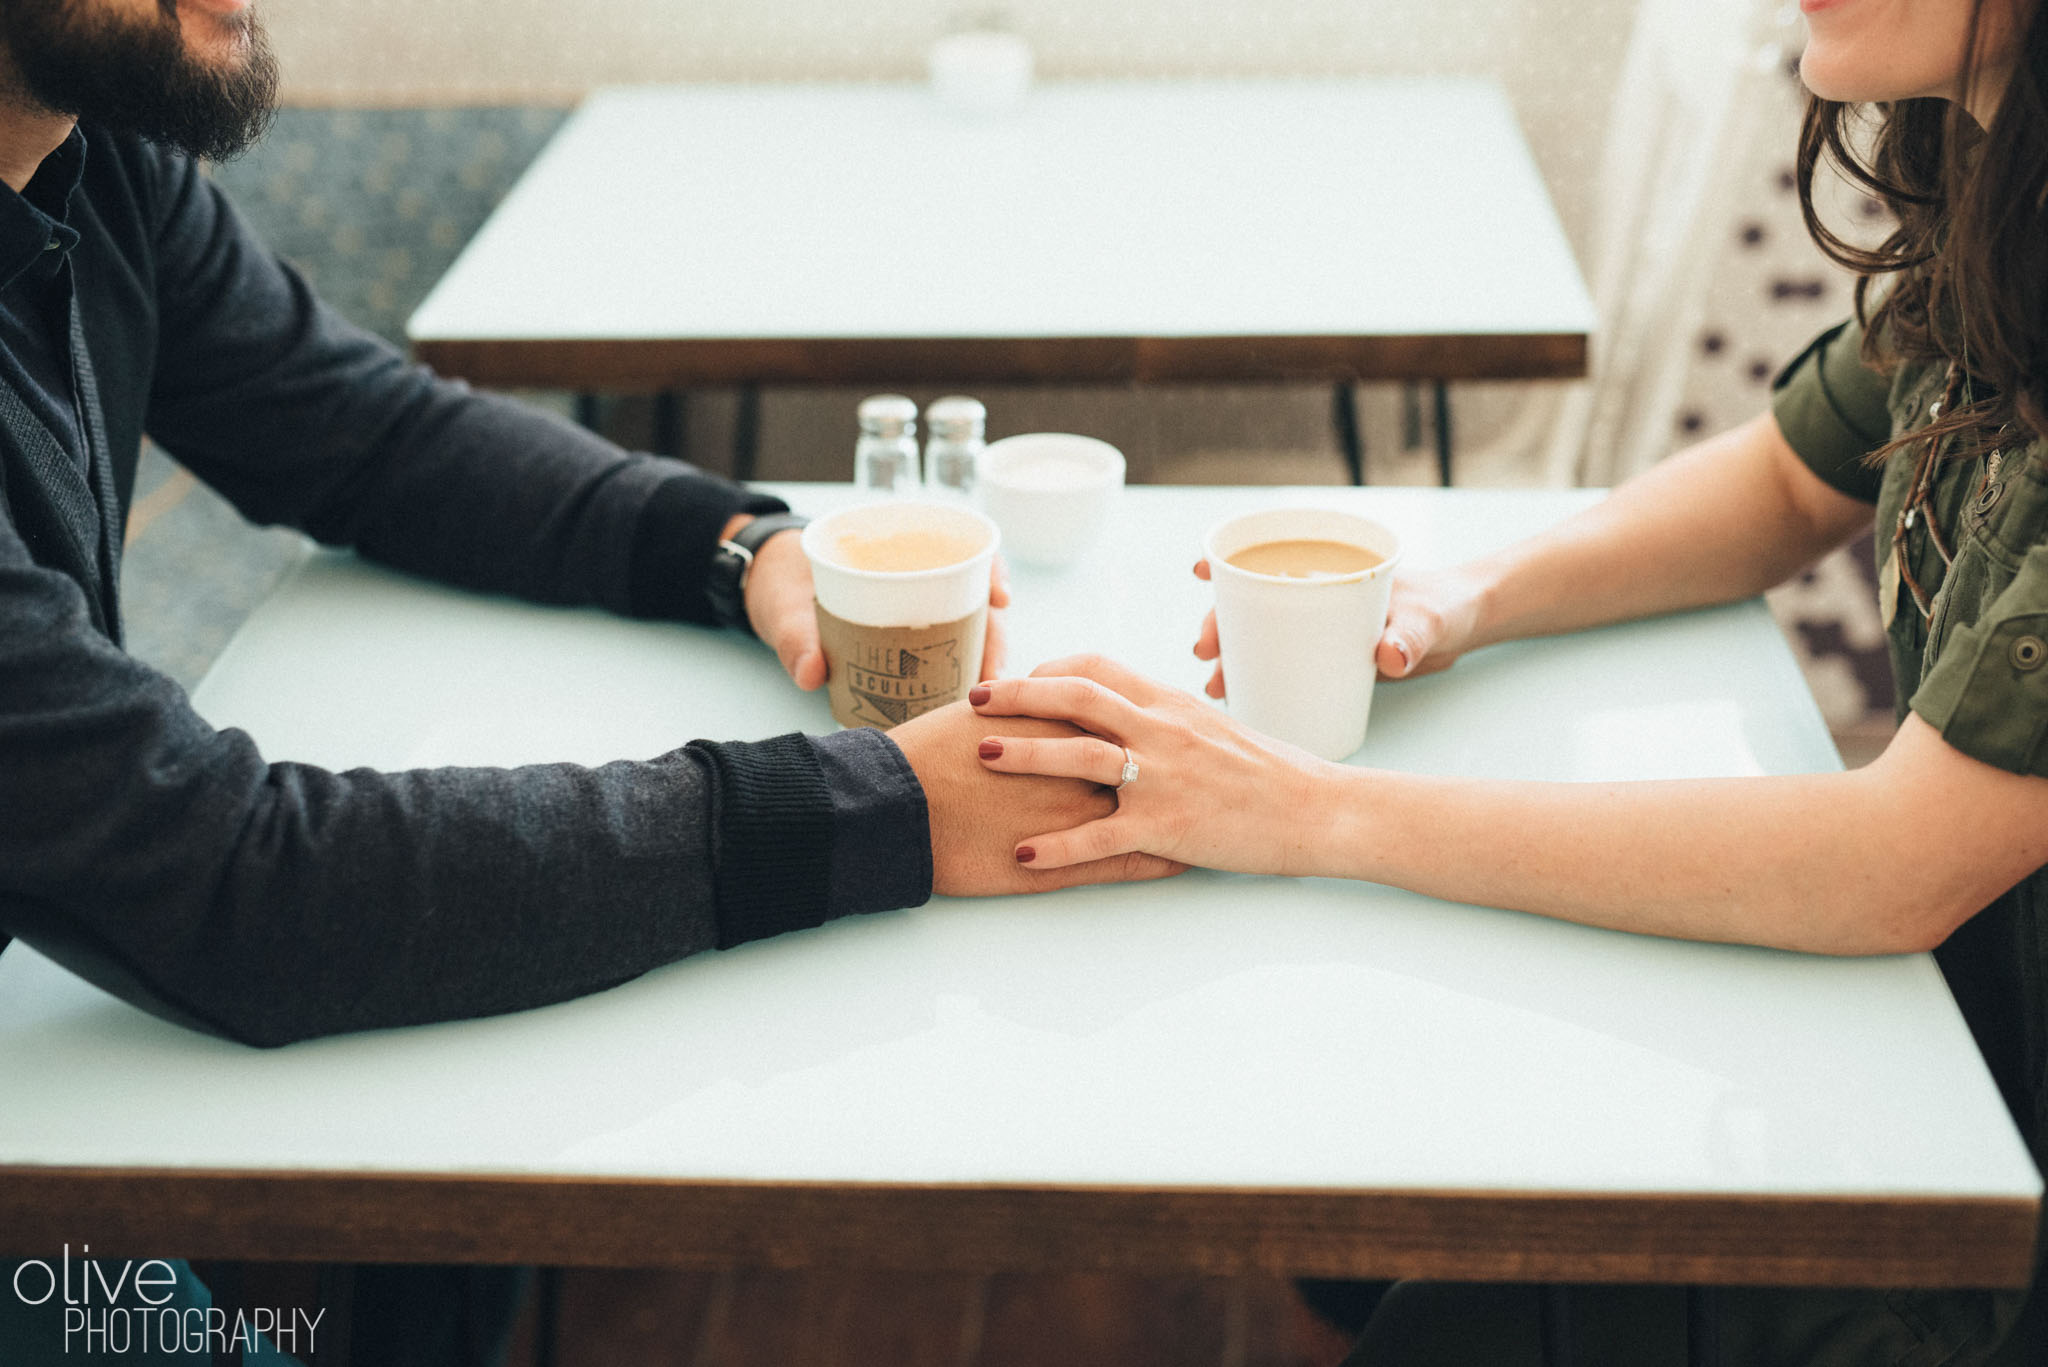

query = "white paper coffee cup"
[
  {"left": 976, "top": 433, "right": 1125, "bottom": 568},
  {"left": 1203, "top": 507, "right": 1403, "bottom": 761},
  {"left": 802, "top": 501, "right": 999, "bottom": 729}
]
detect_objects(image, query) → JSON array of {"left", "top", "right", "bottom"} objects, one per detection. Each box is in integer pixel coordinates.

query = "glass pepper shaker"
[
  {"left": 854, "top": 394, "right": 921, "bottom": 495},
  {"left": 923, "top": 395, "right": 986, "bottom": 498}
]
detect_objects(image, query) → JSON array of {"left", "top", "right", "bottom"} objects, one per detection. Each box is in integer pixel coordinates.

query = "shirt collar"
[{"left": 0, "top": 126, "right": 87, "bottom": 293}]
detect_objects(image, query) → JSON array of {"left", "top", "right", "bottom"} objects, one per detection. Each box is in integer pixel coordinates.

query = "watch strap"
[{"left": 707, "top": 512, "right": 810, "bottom": 632}]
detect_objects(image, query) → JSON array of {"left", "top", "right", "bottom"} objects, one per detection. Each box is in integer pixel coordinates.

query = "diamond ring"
[{"left": 1117, "top": 747, "right": 1140, "bottom": 789}]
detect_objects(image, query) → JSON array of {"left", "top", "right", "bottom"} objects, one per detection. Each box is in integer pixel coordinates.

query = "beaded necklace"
[{"left": 1883, "top": 359, "right": 2006, "bottom": 625}]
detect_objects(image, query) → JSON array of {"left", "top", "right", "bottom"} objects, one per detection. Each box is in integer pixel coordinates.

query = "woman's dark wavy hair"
[{"left": 1796, "top": 0, "right": 2048, "bottom": 462}]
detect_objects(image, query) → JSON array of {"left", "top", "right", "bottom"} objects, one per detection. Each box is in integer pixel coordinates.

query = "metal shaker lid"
[
  {"left": 924, "top": 395, "right": 987, "bottom": 441},
  {"left": 857, "top": 393, "right": 918, "bottom": 439}
]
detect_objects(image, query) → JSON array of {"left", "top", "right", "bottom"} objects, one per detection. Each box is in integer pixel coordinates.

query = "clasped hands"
[
  {"left": 956, "top": 561, "right": 1480, "bottom": 880},
  {"left": 743, "top": 523, "right": 1478, "bottom": 895},
  {"left": 744, "top": 518, "right": 1166, "bottom": 896}
]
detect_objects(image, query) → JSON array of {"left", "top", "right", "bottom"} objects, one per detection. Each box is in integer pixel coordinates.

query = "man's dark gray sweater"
[{"left": 0, "top": 127, "right": 932, "bottom": 1047}]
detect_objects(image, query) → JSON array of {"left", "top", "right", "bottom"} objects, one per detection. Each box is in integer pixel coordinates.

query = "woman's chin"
[
  {"left": 1798, "top": 50, "right": 1874, "bottom": 102},
  {"left": 1799, "top": 45, "right": 1956, "bottom": 105}
]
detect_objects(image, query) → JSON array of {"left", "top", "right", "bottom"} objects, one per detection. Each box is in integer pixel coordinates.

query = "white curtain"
[{"left": 1539, "top": 0, "right": 1788, "bottom": 486}]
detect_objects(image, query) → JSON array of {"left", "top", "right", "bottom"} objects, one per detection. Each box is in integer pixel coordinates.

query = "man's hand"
[
  {"left": 741, "top": 522, "right": 830, "bottom": 690},
  {"left": 733, "top": 514, "right": 1011, "bottom": 691},
  {"left": 887, "top": 700, "right": 1185, "bottom": 895}
]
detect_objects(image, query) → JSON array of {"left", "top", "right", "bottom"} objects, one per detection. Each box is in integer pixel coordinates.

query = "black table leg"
[
  {"left": 313, "top": 1264, "right": 353, "bottom": 1367},
  {"left": 533, "top": 1267, "right": 562, "bottom": 1367},
  {"left": 652, "top": 389, "right": 686, "bottom": 460},
  {"left": 572, "top": 393, "right": 600, "bottom": 432},
  {"left": 1687, "top": 1286, "right": 1720, "bottom": 1367},
  {"left": 1402, "top": 381, "right": 1425, "bottom": 450},
  {"left": 1538, "top": 1284, "right": 1575, "bottom": 1367},
  {"left": 199, "top": 1261, "right": 245, "bottom": 1367},
  {"left": 1331, "top": 380, "right": 1365, "bottom": 486},
  {"left": 1433, "top": 379, "right": 1454, "bottom": 487},
  {"left": 733, "top": 383, "right": 761, "bottom": 482}
]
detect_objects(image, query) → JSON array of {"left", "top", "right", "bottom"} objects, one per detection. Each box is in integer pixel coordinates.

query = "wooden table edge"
[
  {"left": 0, "top": 1167, "right": 2031, "bottom": 1287},
  {"left": 407, "top": 333, "right": 1590, "bottom": 389}
]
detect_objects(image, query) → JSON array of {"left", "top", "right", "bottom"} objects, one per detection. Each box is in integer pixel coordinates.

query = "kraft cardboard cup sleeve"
[
  {"left": 1203, "top": 507, "right": 1403, "bottom": 761},
  {"left": 802, "top": 501, "right": 1000, "bottom": 729}
]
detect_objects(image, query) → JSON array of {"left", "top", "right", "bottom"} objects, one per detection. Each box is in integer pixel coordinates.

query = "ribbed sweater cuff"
[
  {"left": 813, "top": 727, "right": 933, "bottom": 919},
  {"left": 628, "top": 470, "right": 788, "bottom": 623},
  {"left": 694, "top": 733, "right": 835, "bottom": 948}
]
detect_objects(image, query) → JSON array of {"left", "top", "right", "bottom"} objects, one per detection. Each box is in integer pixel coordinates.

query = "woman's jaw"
[{"left": 1799, "top": 0, "right": 2022, "bottom": 124}]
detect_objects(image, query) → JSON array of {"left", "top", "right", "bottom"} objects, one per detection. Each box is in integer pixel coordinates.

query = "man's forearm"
[
  {"left": 142, "top": 150, "right": 783, "bottom": 624},
  {"left": 1464, "top": 413, "right": 1873, "bottom": 653}
]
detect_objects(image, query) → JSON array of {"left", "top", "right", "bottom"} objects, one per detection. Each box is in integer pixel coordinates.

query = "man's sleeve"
[
  {"left": 137, "top": 141, "right": 770, "bottom": 623},
  {"left": 1769, "top": 315, "right": 1895, "bottom": 504},
  {"left": 0, "top": 521, "right": 932, "bottom": 1047}
]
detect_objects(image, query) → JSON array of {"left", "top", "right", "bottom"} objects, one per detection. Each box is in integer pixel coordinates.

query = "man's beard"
[{"left": 0, "top": 0, "right": 279, "bottom": 163}]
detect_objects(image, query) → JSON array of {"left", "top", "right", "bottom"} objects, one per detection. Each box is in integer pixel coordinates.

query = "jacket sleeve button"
[{"left": 2010, "top": 635, "right": 2046, "bottom": 671}]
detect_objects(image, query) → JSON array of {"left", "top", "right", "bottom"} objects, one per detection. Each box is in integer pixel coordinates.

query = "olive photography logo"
[{"left": 12, "top": 1247, "right": 324, "bottom": 1356}]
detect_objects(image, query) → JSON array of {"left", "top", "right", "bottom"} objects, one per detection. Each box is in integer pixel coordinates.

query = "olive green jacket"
[
  {"left": 1777, "top": 315, "right": 2048, "bottom": 1137},
  {"left": 1749, "top": 320, "right": 2048, "bottom": 1365}
]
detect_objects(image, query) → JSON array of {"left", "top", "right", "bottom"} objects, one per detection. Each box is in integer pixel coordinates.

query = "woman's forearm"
[
  {"left": 973, "top": 675, "right": 2048, "bottom": 944},
  {"left": 1308, "top": 761, "right": 1941, "bottom": 956},
  {"left": 1462, "top": 413, "right": 1873, "bottom": 653}
]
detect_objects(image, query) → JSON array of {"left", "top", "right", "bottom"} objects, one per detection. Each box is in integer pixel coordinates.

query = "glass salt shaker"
[
  {"left": 854, "top": 394, "right": 921, "bottom": 495},
  {"left": 923, "top": 395, "right": 986, "bottom": 498}
]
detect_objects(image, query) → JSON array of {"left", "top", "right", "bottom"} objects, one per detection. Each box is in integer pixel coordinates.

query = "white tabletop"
[
  {"left": 405, "top": 81, "right": 1593, "bottom": 380},
  {"left": 0, "top": 486, "right": 2034, "bottom": 1282}
]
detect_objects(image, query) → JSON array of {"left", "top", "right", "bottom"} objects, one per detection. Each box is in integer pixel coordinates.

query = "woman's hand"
[
  {"left": 745, "top": 520, "right": 1011, "bottom": 690},
  {"left": 891, "top": 700, "right": 1186, "bottom": 895},
  {"left": 1191, "top": 559, "right": 1486, "bottom": 697},
  {"left": 969, "top": 654, "right": 1341, "bottom": 875}
]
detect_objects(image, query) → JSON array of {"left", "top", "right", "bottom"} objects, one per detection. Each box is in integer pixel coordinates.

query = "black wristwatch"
[{"left": 705, "top": 512, "right": 810, "bottom": 634}]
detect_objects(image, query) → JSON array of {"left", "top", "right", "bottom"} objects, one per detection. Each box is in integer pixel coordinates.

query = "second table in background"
[{"left": 405, "top": 80, "right": 1597, "bottom": 484}]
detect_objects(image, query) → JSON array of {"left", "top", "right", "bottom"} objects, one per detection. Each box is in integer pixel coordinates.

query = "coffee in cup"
[
  {"left": 1225, "top": 539, "right": 1385, "bottom": 579},
  {"left": 1203, "top": 507, "right": 1403, "bottom": 761},
  {"left": 801, "top": 501, "right": 1000, "bottom": 729},
  {"left": 829, "top": 527, "right": 986, "bottom": 574}
]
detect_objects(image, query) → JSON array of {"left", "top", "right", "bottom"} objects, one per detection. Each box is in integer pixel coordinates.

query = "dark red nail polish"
[
  {"left": 969, "top": 684, "right": 991, "bottom": 705},
  {"left": 1015, "top": 846, "right": 1035, "bottom": 863},
  {"left": 978, "top": 740, "right": 1003, "bottom": 759}
]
